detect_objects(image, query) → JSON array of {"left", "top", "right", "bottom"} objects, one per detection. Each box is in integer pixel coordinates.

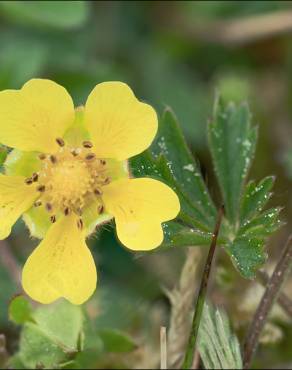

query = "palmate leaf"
[
  {"left": 130, "top": 109, "right": 216, "bottom": 247},
  {"left": 208, "top": 97, "right": 257, "bottom": 225},
  {"left": 130, "top": 99, "right": 282, "bottom": 279},
  {"left": 151, "top": 108, "right": 217, "bottom": 228},
  {"left": 199, "top": 304, "right": 242, "bottom": 370},
  {"left": 240, "top": 176, "right": 275, "bottom": 225},
  {"left": 208, "top": 96, "right": 282, "bottom": 278}
]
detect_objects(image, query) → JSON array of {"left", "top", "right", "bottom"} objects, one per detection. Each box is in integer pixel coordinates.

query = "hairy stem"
[
  {"left": 257, "top": 270, "right": 292, "bottom": 318},
  {"left": 243, "top": 236, "right": 292, "bottom": 369},
  {"left": 182, "top": 206, "right": 224, "bottom": 370}
]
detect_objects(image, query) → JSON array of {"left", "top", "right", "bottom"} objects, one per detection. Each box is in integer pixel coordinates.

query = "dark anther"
[
  {"left": 71, "top": 150, "right": 78, "bottom": 157},
  {"left": 82, "top": 140, "right": 93, "bottom": 148},
  {"left": 50, "top": 155, "right": 57, "bottom": 164},
  {"left": 56, "top": 137, "right": 65, "bottom": 147},
  {"left": 38, "top": 153, "right": 46, "bottom": 160},
  {"left": 25, "top": 178, "right": 33, "bottom": 185},
  {"left": 85, "top": 153, "right": 96, "bottom": 161},
  {"left": 34, "top": 200, "right": 42, "bottom": 207},
  {"left": 50, "top": 215, "right": 56, "bottom": 223},
  {"left": 103, "top": 177, "right": 110, "bottom": 185},
  {"left": 77, "top": 218, "right": 83, "bottom": 230},
  {"left": 64, "top": 207, "right": 70, "bottom": 216},
  {"left": 37, "top": 185, "right": 46, "bottom": 192},
  {"left": 45, "top": 203, "right": 53, "bottom": 212},
  {"left": 32, "top": 173, "right": 39, "bottom": 182},
  {"left": 100, "top": 159, "right": 106, "bottom": 165},
  {"left": 94, "top": 188, "right": 102, "bottom": 196},
  {"left": 98, "top": 204, "right": 104, "bottom": 214}
]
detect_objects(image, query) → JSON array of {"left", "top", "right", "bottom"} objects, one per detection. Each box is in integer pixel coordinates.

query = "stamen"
[
  {"left": 38, "top": 153, "right": 46, "bottom": 160},
  {"left": 103, "top": 177, "right": 110, "bottom": 185},
  {"left": 25, "top": 178, "right": 33, "bottom": 185},
  {"left": 82, "top": 140, "right": 93, "bottom": 148},
  {"left": 36, "top": 145, "right": 111, "bottom": 222},
  {"left": 32, "top": 173, "right": 39, "bottom": 182},
  {"left": 45, "top": 203, "right": 53, "bottom": 212},
  {"left": 94, "top": 188, "right": 102, "bottom": 196},
  {"left": 85, "top": 153, "right": 96, "bottom": 161},
  {"left": 37, "top": 185, "right": 46, "bottom": 192},
  {"left": 50, "top": 155, "right": 57, "bottom": 164},
  {"left": 77, "top": 218, "right": 83, "bottom": 230},
  {"left": 56, "top": 137, "right": 65, "bottom": 147},
  {"left": 50, "top": 215, "right": 56, "bottom": 223}
]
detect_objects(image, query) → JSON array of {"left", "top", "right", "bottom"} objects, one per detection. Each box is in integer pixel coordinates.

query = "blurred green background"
[{"left": 1, "top": 1, "right": 292, "bottom": 368}]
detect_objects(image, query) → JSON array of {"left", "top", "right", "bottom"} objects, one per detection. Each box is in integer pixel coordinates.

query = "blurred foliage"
[
  {"left": 0, "top": 1, "right": 292, "bottom": 369},
  {"left": 9, "top": 297, "right": 137, "bottom": 369},
  {"left": 0, "top": 1, "right": 88, "bottom": 29},
  {"left": 198, "top": 304, "right": 242, "bottom": 369}
]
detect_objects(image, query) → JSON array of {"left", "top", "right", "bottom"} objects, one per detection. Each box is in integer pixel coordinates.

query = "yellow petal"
[
  {"left": 102, "top": 178, "right": 180, "bottom": 250},
  {"left": 22, "top": 214, "right": 97, "bottom": 305},
  {"left": 0, "top": 79, "right": 74, "bottom": 152},
  {"left": 0, "top": 175, "right": 39, "bottom": 239},
  {"left": 84, "top": 82, "right": 158, "bottom": 161}
]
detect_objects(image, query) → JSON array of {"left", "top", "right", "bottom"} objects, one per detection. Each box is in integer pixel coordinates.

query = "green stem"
[{"left": 181, "top": 205, "right": 224, "bottom": 369}]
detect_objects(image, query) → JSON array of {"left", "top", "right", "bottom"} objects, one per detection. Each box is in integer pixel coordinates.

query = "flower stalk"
[
  {"left": 181, "top": 205, "right": 224, "bottom": 370},
  {"left": 243, "top": 235, "right": 292, "bottom": 369}
]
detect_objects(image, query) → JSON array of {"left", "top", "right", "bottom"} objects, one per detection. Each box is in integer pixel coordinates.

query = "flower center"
[{"left": 26, "top": 138, "right": 110, "bottom": 227}]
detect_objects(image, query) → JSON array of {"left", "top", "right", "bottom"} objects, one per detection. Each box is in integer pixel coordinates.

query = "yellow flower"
[{"left": 0, "top": 79, "right": 180, "bottom": 305}]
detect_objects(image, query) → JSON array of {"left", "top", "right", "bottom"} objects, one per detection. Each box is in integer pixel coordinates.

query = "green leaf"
[
  {"left": 131, "top": 150, "right": 213, "bottom": 237},
  {"left": 206, "top": 97, "right": 282, "bottom": 278},
  {"left": 9, "top": 295, "right": 34, "bottom": 325},
  {"left": 99, "top": 329, "right": 137, "bottom": 353},
  {"left": 199, "top": 304, "right": 242, "bottom": 369},
  {"left": 0, "top": 146, "right": 8, "bottom": 169},
  {"left": 226, "top": 237, "right": 267, "bottom": 279},
  {"left": 152, "top": 109, "right": 217, "bottom": 227},
  {"left": 170, "top": 228, "right": 225, "bottom": 248},
  {"left": 0, "top": 1, "right": 89, "bottom": 29},
  {"left": 33, "top": 300, "right": 83, "bottom": 352},
  {"left": 208, "top": 96, "right": 257, "bottom": 225},
  {"left": 14, "top": 300, "right": 83, "bottom": 369},
  {"left": 238, "top": 207, "right": 283, "bottom": 238},
  {"left": 160, "top": 221, "right": 188, "bottom": 248},
  {"left": 18, "top": 323, "right": 68, "bottom": 369},
  {"left": 131, "top": 101, "right": 281, "bottom": 280},
  {"left": 240, "top": 176, "right": 275, "bottom": 225},
  {"left": 130, "top": 109, "right": 217, "bottom": 233}
]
